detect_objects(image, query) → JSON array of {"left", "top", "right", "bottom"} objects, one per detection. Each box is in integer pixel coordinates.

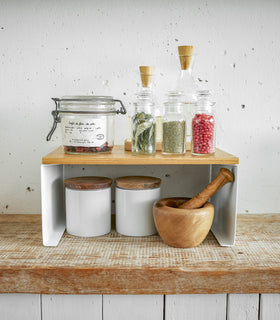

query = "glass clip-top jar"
[
  {"left": 46, "top": 96, "right": 126, "bottom": 154},
  {"left": 191, "top": 90, "right": 216, "bottom": 155}
]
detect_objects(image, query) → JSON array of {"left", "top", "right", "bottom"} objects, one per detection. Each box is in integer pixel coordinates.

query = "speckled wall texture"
[{"left": 0, "top": 0, "right": 279, "bottom": 214}]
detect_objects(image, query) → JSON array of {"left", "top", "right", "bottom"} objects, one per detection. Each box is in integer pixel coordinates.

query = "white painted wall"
[{"left": 0, "top": 0, "right": 280, "bottom": 214}]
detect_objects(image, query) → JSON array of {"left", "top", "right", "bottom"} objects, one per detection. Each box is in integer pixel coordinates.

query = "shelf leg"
[
  {"left": 210, "top": 164, "right": 238, "bottom": 246},
  {"left": 41, "top": 164, "right": 65, "bottom": 246}
]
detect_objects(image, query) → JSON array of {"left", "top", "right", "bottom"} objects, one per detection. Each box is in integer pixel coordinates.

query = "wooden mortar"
[{"left": 153, "top": 168, "right": 234, "bottom": 248}]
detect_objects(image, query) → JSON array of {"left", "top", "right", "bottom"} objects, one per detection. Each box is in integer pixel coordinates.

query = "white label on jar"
[{"left": 61, "top": 117, "right": 107, "bottom": 147}]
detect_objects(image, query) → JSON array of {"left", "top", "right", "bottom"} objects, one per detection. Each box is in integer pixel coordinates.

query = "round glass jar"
[
  {"left": 162, "top": 91, "right": 186, "bottom": 154},
  {"left": 64, "top": 176, "right": 113, "bottom": 237},
  {"left": 47, "top": 96, "right": 126, "bottom": 154},
  {"left": 115, "top": 176, "right": 161, "bottom": 236},
  {"left": 191, "top": 91, "right": 216, "bottom": 155},
  {"left": 131, "top": 92, "right": 156, "bottom": 155}
]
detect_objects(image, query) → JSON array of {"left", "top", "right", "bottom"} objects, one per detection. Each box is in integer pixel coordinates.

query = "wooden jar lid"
[
  {"left": 115, "top": 176, "right": 161, "bottom": 190},
  {"left": 64, "top": 176, "right": 113, "bottom": 190}
]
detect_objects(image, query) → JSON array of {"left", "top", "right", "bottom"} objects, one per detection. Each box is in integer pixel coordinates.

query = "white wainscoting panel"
[
  {"left": 1, "top": 293, "right": 280, "bottom": 319},
  {"left": 0, "top": 294, "right": 40, "bottom": 320},
  {"left": 41, "top": 294, "right": 102, "bottom": 320},
  {"left": 227, "top": 294, "right": 259, "bottom": 320},
  {"left": 165, "top": 294, "right": 227, "bottom": 320},
  {"left": 260, "top": 294, "right": 280, "bottom": 320},
  {"left": 103, "top": 295, "right": 163, "bottom": 320}
]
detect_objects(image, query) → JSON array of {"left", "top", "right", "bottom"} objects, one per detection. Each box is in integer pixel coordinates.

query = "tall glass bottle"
[
  {"left": 176, "top": 45, "right": 197, "bottom": 143},
  {"left": 128, "top": 66, "right": 162, "bottom": 148},
  {"left": 131, "top": 90, "right": 156, "bottom": 155},
  {"left": 191, "top": 90, "right": 216, "bottom": 155},
  {"left": 162, "top": 91, "right": 186, "bottom": 154},
  {"left": 139, "top": 66, "right": 162, "bottom": 144}
]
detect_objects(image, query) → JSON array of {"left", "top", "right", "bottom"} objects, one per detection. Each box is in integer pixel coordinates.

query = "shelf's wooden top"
[
  {"left": 0, "top": 214, "right": 279, "bottom": 294},
  {"left": 42, "top": 146, "right": 239, "bottom": 165}
]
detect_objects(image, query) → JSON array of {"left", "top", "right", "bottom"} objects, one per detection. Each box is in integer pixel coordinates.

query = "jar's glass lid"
[
  {"left": 134, "top": 89, "right": 155, "bottom": 106},
  {"left": 58, "top": 95, "right": 115, "bottom": 104},
  {"left": 54, "top": 96, "right": 116, "bottom": 111},
  {"left": 196, "top": 90, "right": 215, "bottom": 108},
  {"left": 164, "top": 90, "right": 184, "bottom": 106}
]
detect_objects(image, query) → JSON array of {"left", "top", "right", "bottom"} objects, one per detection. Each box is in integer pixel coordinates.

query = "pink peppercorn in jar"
[
  {"left": 191, "top": 91, "right": 216, "bottom": 155},
  {"left": 46, "top": 96, "right": 126, "bottom": 154}
]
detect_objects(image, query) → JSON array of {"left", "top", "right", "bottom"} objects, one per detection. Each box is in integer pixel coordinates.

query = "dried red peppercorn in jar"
[{"left": 191, "top": 91, "right": 216, "bottom": 155}]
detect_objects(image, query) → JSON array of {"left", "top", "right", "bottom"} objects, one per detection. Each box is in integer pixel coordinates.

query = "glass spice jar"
[
  {"left": 131, "top": 91, "right": 156, "bottom": 155},
  {"left": 162, "top": 91, "right": 186, "bottom": 154},
  {"left": 139, "top": 66, "right": 162, "bottom": 144},
  {"left": 46, "top": 96, "right": 126, "bottom": 154},
  {"left": 191, "top": 90, "right": 216, "bottom": 155}
]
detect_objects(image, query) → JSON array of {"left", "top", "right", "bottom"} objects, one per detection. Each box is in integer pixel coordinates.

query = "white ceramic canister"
[
  {"left": 115, "top": 176, "right": 161, "bottom": 236},
  {"left": 64, "top": 176, "right": 113, "bottom": 237}
]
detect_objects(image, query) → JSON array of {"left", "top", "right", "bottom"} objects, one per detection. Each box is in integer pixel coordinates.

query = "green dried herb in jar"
[
  {"left": 132, "top": 112, "right": 156, "bottom": 154},
  {"left": 163, "top": 120, "right": 186, "bottom": 153},
  {"left": 162, "top": 91, "right": 186, "bottom": 155}
]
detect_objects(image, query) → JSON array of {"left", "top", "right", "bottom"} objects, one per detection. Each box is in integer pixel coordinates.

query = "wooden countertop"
[
  {"left": 0, "top": 214, "right": 279, "bottom": 294},
  {"left": 42, "top": 146, "right": 239, "bottom": 165}
]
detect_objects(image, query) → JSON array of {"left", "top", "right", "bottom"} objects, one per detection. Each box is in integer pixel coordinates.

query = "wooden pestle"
[{"left": 179, "top": 168, "right": 234, "bottom": 210}]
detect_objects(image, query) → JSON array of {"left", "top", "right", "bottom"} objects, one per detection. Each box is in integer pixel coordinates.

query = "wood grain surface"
[
  {"left": 42, "top": 146, "right": 239, "bottom": 165},
  {"left": 115, "top": 176, "right": 161, "bottom": 190},
  {"left": 0, "top": 214, "right": 279, "bottom": 295},
  {"left": 64, "top": 176, "right": 113, "bottom": 190}
]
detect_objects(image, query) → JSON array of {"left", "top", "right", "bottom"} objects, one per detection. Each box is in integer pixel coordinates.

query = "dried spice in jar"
[
  {"left": 192, "top": 113, "right": 215, "bottom": 154},
  {"left": 132, "top": 112, "right": 156, "bottom": 154},
  {"left": 64, "top": 142, "right": 113, "bottom": 154},
  {"left": 163, "top": 120, "right": 186, "bottom": 154},
  {"left": 162, "top": 91, "right": 186, "bottom": 155},
  {"left": 191, "top": 91, "right": 216, "bottom": 155}
]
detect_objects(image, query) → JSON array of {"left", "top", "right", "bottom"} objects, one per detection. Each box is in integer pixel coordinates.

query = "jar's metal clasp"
[
  {"left": 46, "top": 98, "right": 61, "bottom": 141},
  {"left": 114, "top": 99, "right": 127, "bottom": 115}
]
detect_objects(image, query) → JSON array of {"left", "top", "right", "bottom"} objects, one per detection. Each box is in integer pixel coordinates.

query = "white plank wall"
[
  {"left": 0, "top": 294, "right": 41, "bottom": 320},
  {"left": 227, "top": 294, "right": 259, "bottom": 320},
  {"left": 0, "top": 294, "right": 280, "bottom": 319},
  {"left": 41, "top": 295, "right": 102, "bottom": 320},
  {"left": 103, "top": 295, "right": 163, "bottom": 320},
  {"left": 260, "top": 294, "right": 280, "bottom": 320},
  {"left": 165, "top": 294, "right": 227, "bottom": 320}
]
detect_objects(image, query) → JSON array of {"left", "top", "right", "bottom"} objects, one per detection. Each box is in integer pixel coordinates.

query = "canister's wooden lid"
[
  {"left": 64, "top": 176, "right": 113, "bottom": 190},
  {"left": 115, "top": 176, "right": 161, "bottom": 190}
]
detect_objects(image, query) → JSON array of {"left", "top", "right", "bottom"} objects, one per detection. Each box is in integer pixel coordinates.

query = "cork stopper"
[
  {"left": 178, "top": 45, "right": 194, "bottom": 70},
  {"left": 139, "top": 66, "right": 155, "bottom": 88}
]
